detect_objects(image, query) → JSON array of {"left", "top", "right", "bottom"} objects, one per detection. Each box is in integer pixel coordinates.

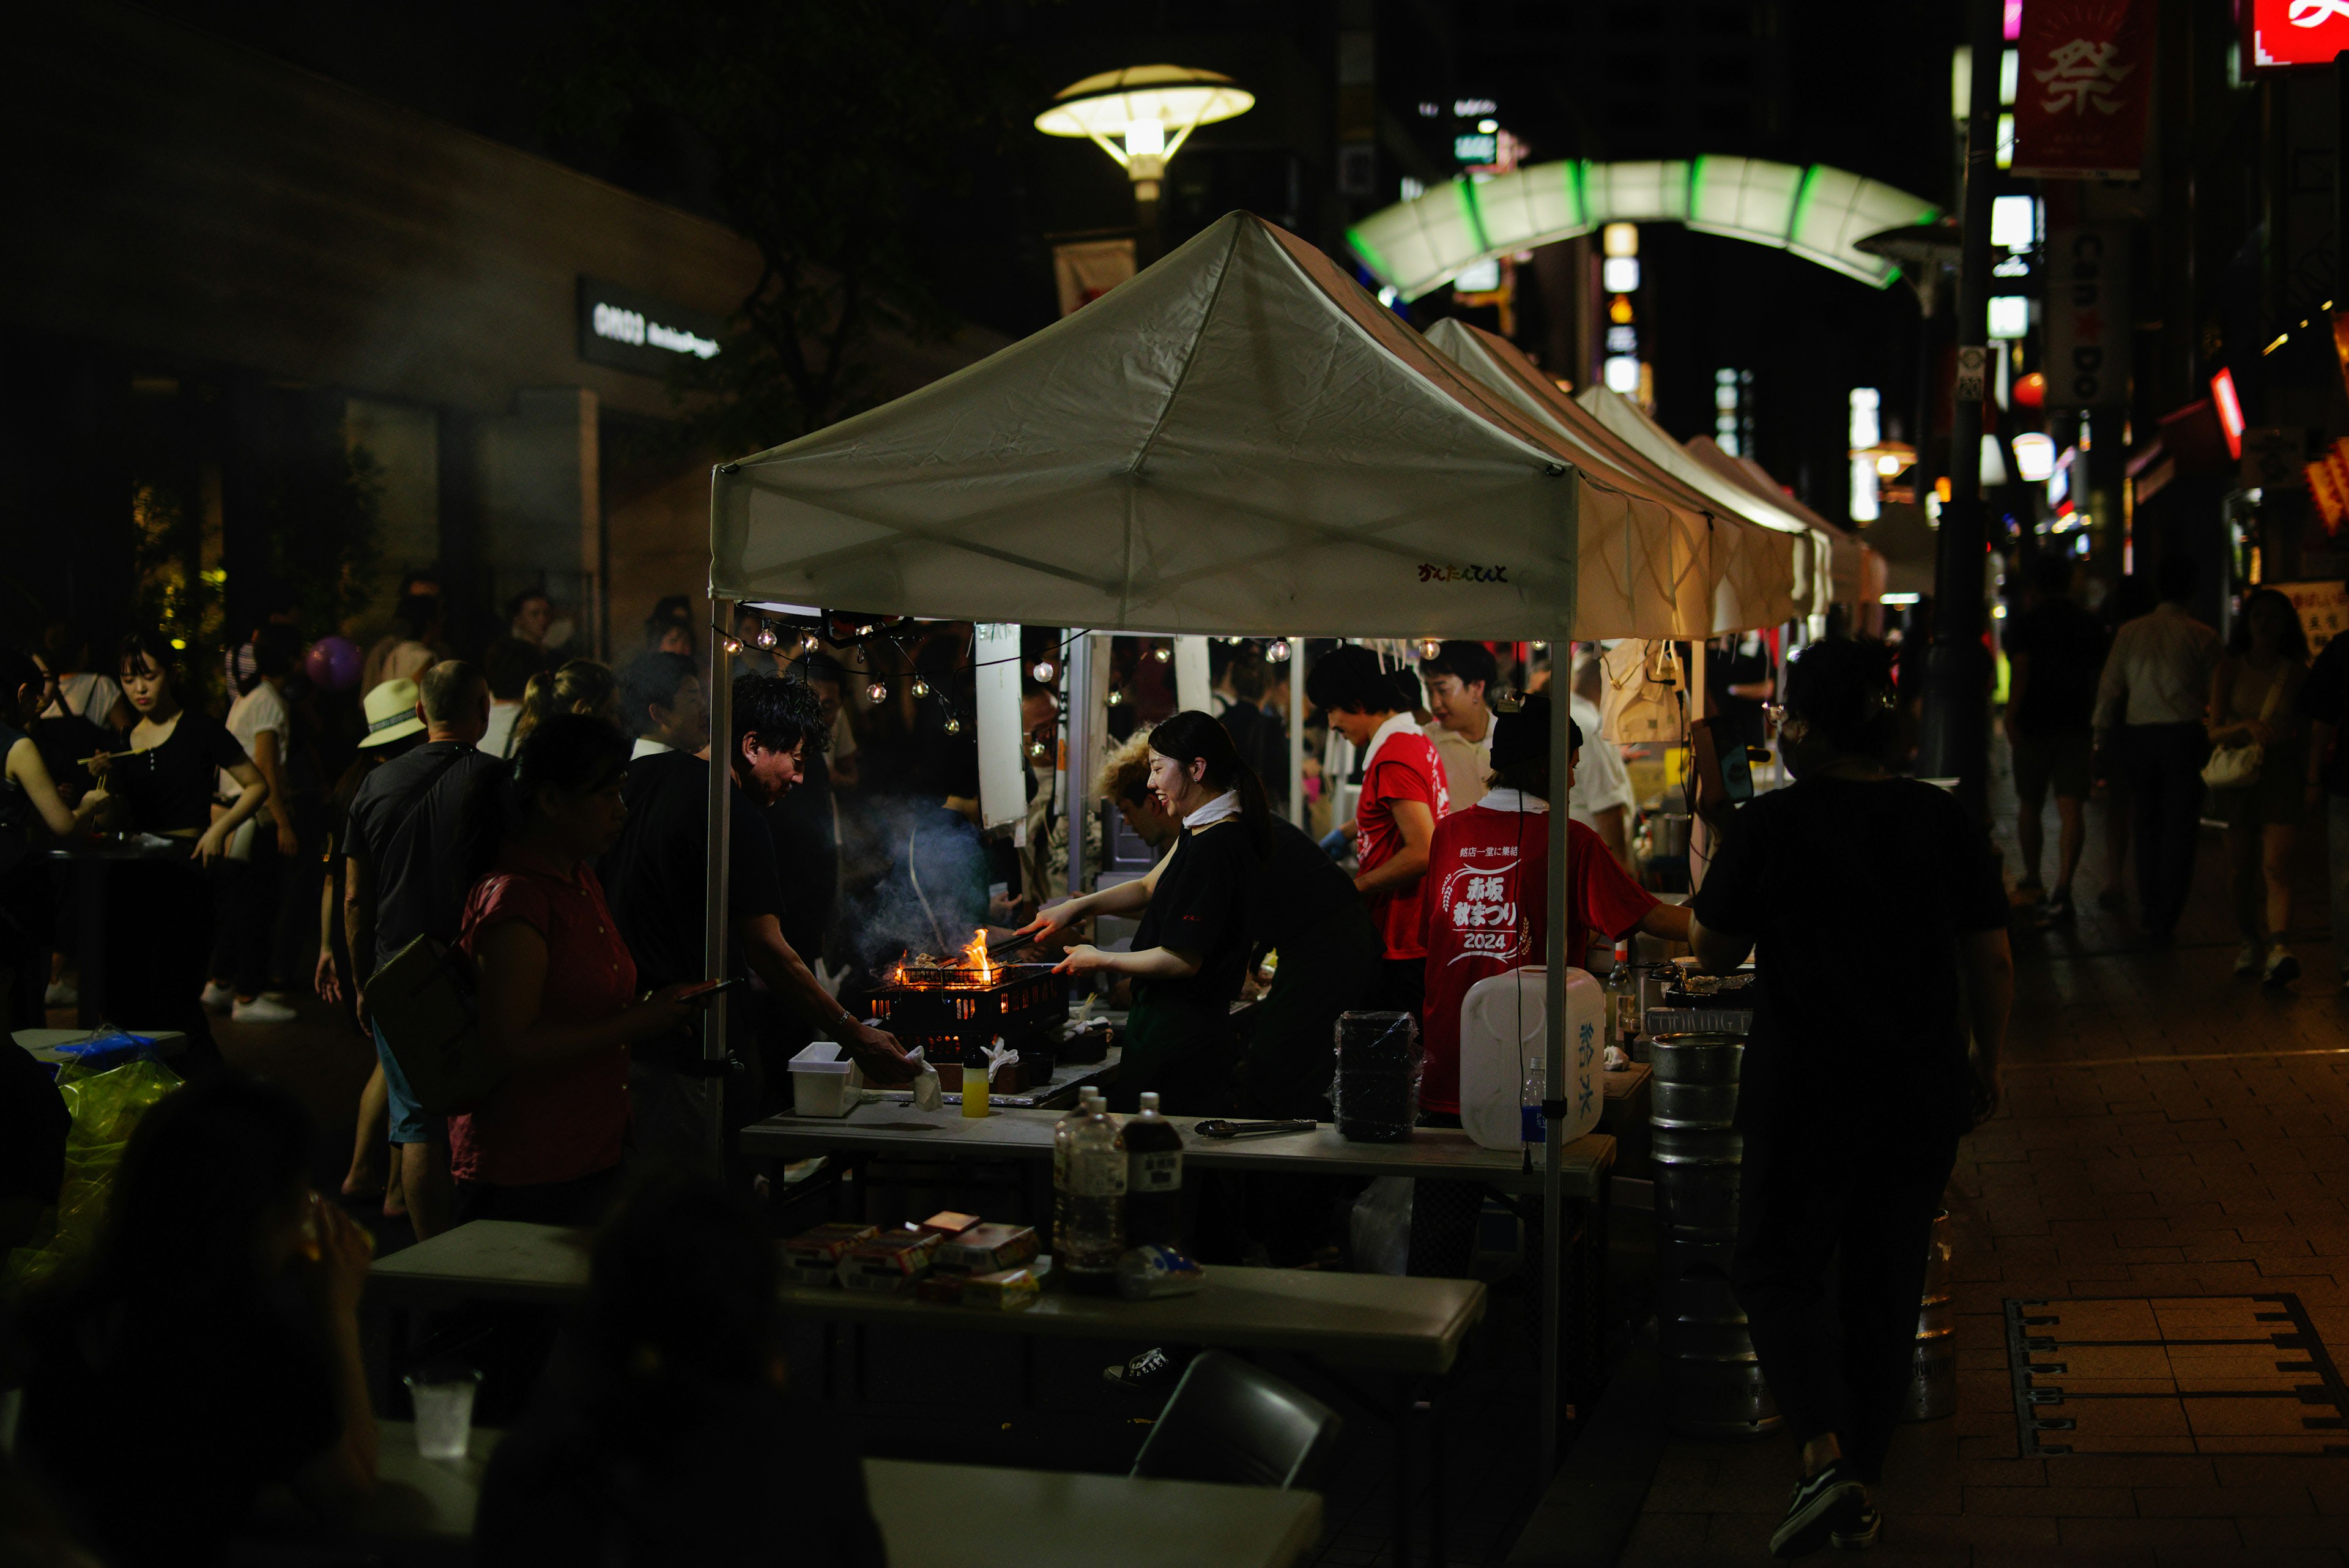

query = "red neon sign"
[
  {"left": 2243, "top": 0, "right": 2349, "bottom": 72},
  {"left": 2210, "top": 367, "right": 2245, "bottom": 461}
]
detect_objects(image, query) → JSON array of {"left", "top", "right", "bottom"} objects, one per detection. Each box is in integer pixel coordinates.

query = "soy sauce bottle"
[{"left": 1121, "top": 1091, "right": 1186, "bottom": 1247}]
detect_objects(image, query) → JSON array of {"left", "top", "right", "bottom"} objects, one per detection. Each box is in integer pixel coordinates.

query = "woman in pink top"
[{"left": 453, "top": 713, "right": 697, "bottom": 1225}]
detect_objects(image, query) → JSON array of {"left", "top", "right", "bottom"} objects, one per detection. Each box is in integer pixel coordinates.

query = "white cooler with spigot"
[{"left": 1457, "top": 966, "right": 1604, "bottom": 1152}]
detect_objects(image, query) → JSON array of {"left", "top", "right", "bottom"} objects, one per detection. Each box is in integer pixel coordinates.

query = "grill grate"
[{"left": 869, "top": 964, "right": 1067, "bottom": 1066}]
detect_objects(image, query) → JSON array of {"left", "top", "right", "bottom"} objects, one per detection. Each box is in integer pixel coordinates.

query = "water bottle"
[
  {"left": 1121, "top": 1092, "right": 1186, "bottom": 1247},
  {"left": 1604, "top": 943, "right": 1640, "bottom": 1055},
  {"left": 1063, "top": 1093, "right": 1127, "bottom": 1289},
  {"left": 1051, "top": 1094, "right": 1085, "bottom": 1261},
  {"left": 1521, "top": 1057, "right": 1547, "bottom": 1146}
]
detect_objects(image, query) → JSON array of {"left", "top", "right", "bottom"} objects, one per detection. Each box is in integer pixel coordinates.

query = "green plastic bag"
[{"left": 3, "top": 1055, "right": 184, "bottom": 1295}]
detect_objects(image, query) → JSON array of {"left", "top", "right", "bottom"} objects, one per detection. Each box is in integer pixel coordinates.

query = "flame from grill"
[
  {"left": 889, "top": 931, "right": 1000, "bottom": 989},
  {"left": 964, "top": 929, "right": 992, "bottom": 986}
]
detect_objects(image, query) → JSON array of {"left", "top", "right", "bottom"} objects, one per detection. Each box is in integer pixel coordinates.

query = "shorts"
[
  {"left": 2013, "top": 732, "right": 2093, "bottom": 807},
  {"left": 373, "top": 1018, "right": 447, "bottom": 1146}
]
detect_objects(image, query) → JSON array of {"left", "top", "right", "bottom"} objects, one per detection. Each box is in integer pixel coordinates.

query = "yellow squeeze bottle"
[{"left": 963, "top": 1062, "right": 991, "bottom": 1118}]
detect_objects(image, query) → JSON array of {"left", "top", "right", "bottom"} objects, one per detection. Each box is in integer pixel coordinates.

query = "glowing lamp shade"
[
  {"left": 2011, "top": 431, "right": 2057, "bottom": 483},
  {"left": 1035, "top": 65, "right": 1253, "bottom": 201},
  {"left": 2013, "top": 370, "right": 2046, "bottom": 409},
  {"left": 1986, "top": 295, "right": 2030, "bottom": 340},
  {"left": 2210, "top": 368, "right": 2244, "bottom": 460}
]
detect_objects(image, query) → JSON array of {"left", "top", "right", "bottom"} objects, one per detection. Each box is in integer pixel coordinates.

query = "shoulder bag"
[
  {"left": 368, "top": 933, "right": 508, "bottom": 1116},
  {"left": 2200, "top": 666, "right": 2287, "bottom": 792}
]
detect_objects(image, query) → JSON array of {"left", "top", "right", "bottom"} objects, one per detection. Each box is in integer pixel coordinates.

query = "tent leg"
[
  {"left": 1541, "top": 626, "right": 1574, "bottom": 1480},
  {"left": 1064, "top": 632, "right": 1093, "bottom": 902},
  {"left": 703, "top": 600, "right": 736, "bottom": 1172},
  {"left": 1288, "top": 634, "right": 1306, "bottom": 829}
]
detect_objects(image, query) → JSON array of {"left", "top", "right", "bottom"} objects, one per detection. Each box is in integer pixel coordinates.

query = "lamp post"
[{"left": 1035, "top": 65, "right": 1253, "bottom": 263}]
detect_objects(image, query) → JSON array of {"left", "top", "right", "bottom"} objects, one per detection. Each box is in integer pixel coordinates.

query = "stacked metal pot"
[
  {"left": 1647, "top": 1033, "right": 1779, "bottom": 1440},
  {"left": 1900, "top": 1209, "right": 1957, "bottom": 1422}
]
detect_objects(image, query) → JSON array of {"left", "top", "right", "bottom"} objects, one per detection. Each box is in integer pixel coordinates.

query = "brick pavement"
[{"left": 1618, "top": 790, "right": 2349, "bottom": 1566}]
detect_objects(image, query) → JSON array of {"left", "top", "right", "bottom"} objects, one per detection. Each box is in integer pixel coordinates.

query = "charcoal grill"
[{"left": 869, "top": 962, "right": 1067, "bottom": 1068}]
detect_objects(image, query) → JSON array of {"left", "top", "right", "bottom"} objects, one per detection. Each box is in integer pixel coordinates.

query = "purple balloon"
[{"left": 306, "top": 635, "right": 362, "bottom": 693}]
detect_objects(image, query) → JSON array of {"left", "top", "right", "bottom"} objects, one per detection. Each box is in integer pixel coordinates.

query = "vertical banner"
[
  {"left": 1051, "top": 239, "right": 1136, "bottom": 316},
  {"left": 2043, "top": 226, "right": 2131, "bottom": 407},
  {"left": 2011, "top": 0, "right": 2154, "bottom": 179},
  {"left": 973, "top": 623, "right": 1025, "bottom": 831}
]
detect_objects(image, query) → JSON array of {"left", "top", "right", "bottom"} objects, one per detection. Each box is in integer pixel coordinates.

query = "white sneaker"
[
  {"left": 43, "top": 980, "right": 78, "bottom": 1009},
  {"left": 2235, "top": 942, "right": 2265, "bottom": 978},
  {"left": 2265, "top": 945, "right": 2303, "bottom": 986},
  {"left": 201, "top": 981, "right": 236, "bottom": 1013},
  {"left": 231, "top": 995, "right": 297, "bottom": 1024}
]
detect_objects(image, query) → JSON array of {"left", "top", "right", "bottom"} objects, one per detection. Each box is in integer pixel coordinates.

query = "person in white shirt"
[
  {"left": 2092, "top": 555, "right": 2223, "bottom": 943},
  {"left": 202, "top": 626, "right": 303, "bottom": 1024},
  {"left": 1568, "top": 648, "right": 1639, "bottom": 870},
  {"left": 1419, "top": 641, "right": 1496, "bottom": 811},
  {"left": 481, "top": 637, "right": 539, "bottom": 759},
  {"left": 618, "top": 652, "right": 709, "bottom": 762}
]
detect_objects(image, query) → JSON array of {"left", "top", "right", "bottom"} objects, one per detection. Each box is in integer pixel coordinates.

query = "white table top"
[
  {"left": 738, "top": 1104, "right": 1616, "bottom": 1197},
  {"left": 321, "top": 1427, "right": 1324, "bottom": 1565},
  {"left": 368, "top": 1221, "right": 1486, "bottom": 1375}
]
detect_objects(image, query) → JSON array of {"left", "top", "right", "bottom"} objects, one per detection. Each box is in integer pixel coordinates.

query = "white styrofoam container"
[{"left": 1457, "top": 966, "right": 1604, "bottom": 1152}]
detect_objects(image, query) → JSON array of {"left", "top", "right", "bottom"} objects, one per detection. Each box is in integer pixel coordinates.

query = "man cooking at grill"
[{"left": 1019, "top": 711, "right": 1268, "bottom": 1115}]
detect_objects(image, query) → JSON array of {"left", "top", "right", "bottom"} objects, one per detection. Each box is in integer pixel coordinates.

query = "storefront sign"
[
  {"left": 1052, "top": 239, "right": 1135, "bottom": 316},
  {"left": 2243, "top": 0, "right": 2349, "bottom": 72},
  {"left": 2011, "top": 0, "right": 2154, "bottom": 179},
  {"left": 2271, "top": 579, "right": 2349, "bottom": 653},
  {"left": 576, "top": 277, "right": 726, "bottom": 378},
  {"left": 2043, "top": 226, "right": 2130, "bottom": 407}
]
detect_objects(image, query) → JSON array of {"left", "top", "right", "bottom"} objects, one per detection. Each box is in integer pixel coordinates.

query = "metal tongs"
[{"left": 1193, "top": 1118, "right": 1318, "bottom": 1140}]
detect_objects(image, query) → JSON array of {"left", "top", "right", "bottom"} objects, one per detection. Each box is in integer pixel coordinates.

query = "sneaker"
[
  {"left": 2265, "top": 945, "right": 2303, "bottom": 986},
  {"left": 2235, "top": 942, "right": 2265, "bottom": 978},
  {"left": 1770, "top": 1461, "right": 1864, "bottom": 1559},
  {"left": 200, "top": 981, "right": 236, "bottom": 1013},
  {"left": 43, "top": 979, "right": 77, "bottom": 1009},
  {"left": 230, "top": 995, "right": 297, "bottom": 1024},
  {"left": 1102, "top": 1345, "right": 1187, "bottom": 1395},
  {"left": 1830, "top": 1498, "right": 1880, "bottom": 1551},
  {"left": 2035, "top": 891, "right": 2075, "bottom": 926}
]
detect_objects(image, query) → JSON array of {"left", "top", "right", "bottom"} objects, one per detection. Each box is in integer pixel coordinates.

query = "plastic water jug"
[{"left": 1458, "top": 966, "right": 1603, "bottom": 1152}]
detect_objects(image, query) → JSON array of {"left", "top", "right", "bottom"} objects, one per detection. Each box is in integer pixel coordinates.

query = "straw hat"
[{"left": 358, "top": 678, "right": 426, "bottom": 748}]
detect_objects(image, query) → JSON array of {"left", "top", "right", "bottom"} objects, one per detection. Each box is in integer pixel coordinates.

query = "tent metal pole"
[
  {"left": 1064, "top": 631, "right": 1093, "bottom": 901},
  {"left": 1288, "top": 635, "right": 1306, "bottom": 828},
  {"left": 702, "top": 598, "right": 736, "bottom": 1170},
  {"left": 1541, "top": 480, "right": 1578, "bottom": 1481}
]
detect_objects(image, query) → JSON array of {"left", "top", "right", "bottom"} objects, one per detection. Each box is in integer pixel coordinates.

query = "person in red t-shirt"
[
  {"left": 1306, "top": 645, "right": 1450, "bottom": 1014},
  {"left": 1418, "top": 694, "right": 1691, "bottom": 1119}
]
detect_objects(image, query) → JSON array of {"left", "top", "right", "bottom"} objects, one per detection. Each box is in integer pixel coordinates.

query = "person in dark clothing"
[
  {"left": 1, "top": 649, "right": 91, "bottom": 1033},
  {"left": 600, "top": 674, "right": 913, "bottom": 1168},
  {"left": 1023, "top": 711, "right": 1269, "bottom": 1115},
  {"left": 2093, "top": 555, "right": 2222, "bottom": 943},
  {"left": 1690, "top": 637, "right": 2012, "bottom": 1559},
  {"left": 0, "top": 1035, "right": 68, "bottom": 1251},
  {"left": 769, "top": 655, "right": 847, "bottom": 966},
  {"left": 343, "top": 661, "right": 502, "bottom": 1239},
  {"left": 1707, "top": 632, "right": 1776, "bottom": 753},
  {"left": 2003, "top": 553, "right": 2109, "bottom": 922},
  {"left": 475, "top": 1167, "right": 883, "bottom": 1568},
  {"left": 16, "top": 1072, "right": 378, "bottom": 1568}
]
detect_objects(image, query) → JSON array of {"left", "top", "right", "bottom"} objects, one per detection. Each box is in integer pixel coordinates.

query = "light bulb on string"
[
  {"left": 1027, "top": 740, "right": 1048, "bottom": 759},
  {"left": 722, "top": 636, "right": 742, "bottom": 655},
  {"left": 866, "top": 680, "right": 888, "bottom": 703},
  {"left": 943, "top": 713, "right": 963, "bottom": 735},
  {"left": 752, "top": 622, "right": 778, "bottom": 650},
  {"left": 1151, "top": 645, "right": 1171, "bottom": 663},
  {"left": 911, "top": 677, "right": 931, "bottom": 698},
  {"left": 1105, "top": 687, "right": 1126, "bottom": 707},
  {"left": 1267, "top": 639, "right": 1291, "bottom": 663},
  {"left": 798, "top": 633, "right": 818, "bottom": 654},
  {"left": 856, "top": 625, "right": 875, "bottom": 637},
  {"left": 1031, "top": 660, "right": 1056, "bottom": 683},
  {"left": 1418, "top": 637, "right": 1442, "bottom": 660}
]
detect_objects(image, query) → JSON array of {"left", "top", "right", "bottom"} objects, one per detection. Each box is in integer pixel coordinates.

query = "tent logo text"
[{"left": 1419, "top": 563, "right": 1510, "bottom": 584}]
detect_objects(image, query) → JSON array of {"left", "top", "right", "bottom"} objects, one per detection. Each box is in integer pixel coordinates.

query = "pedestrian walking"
[
  {"left": 1690, "top": 637, "right": 2011, "bottom": 1558},
  {"left": 2003, "top": 554, "right": 2109, "bottom": 923},
  {"left": 2205, "top": 587, "right": 2309, "bottom": 984},
  {"left": 2092, "top": 557, "right": 2222, "bottom": 944}
]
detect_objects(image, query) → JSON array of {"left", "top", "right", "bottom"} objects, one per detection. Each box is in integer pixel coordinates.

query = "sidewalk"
[{"left": 1619, "top": 790, "right": 2349, "bottom": 1566}]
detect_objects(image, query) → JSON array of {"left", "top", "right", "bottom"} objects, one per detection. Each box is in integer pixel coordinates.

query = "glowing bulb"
[
  {"left": 1419, "top": 638, "right": 1442, "bottom": 660},
  {"left": 1031, "top": 660, "right": 1056, "bottom": 683},
  {"left": 752, "top": 623, "right": 777, "bottom": 650},
  {"left": 857, "top": 624, "right": 874, "bottom": 637},
  {"left": 1875, "top": 453, "right": 1904, "bottom": 477},
  {"left": 910, "top": 677, "right": 931, "bottom": 698},
  {"left": 1028, "top": 740, "right": 1048, "bottom": 758},
  {"left": 722, "top": 637, "right": 742, "bottom": 655},
  {"left": 1106, "top": 687, "right": 1126, "bottom": 706},
  {"left": 799, "top": 633, "right": 818, "bottom": 654},
  {"left": 1267, "top": 639, "right": 1290, "bottom": 662},
  {"left": 1152, "top": 645, "right": 1171, "bottom": 663},
  {"left": 1530, "top": 641, "right": 1547, "bottom": 650},
  {"left": 943, "top": 714, "right": 963, "bottom": 735},
  {"left": 866, "top": 680, "right": 888, "bottom": 702}
]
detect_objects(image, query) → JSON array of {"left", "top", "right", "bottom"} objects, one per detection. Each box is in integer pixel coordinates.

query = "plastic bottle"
[
  {"left": 1050, "top": 1092, "right": 1089, "bottom": 1261},
  {"left": 1604, "top": 943, "right": 1641, "bottom": 1055},
  {"left": 1521, "top": 1057, "right": 1547, "bottom": 1146},
  {"left": 1121, "top": 1091, "right": 1186, "bottom": 1247},
  {"left": 1063, "top": 1093, "right": 1128, "bottom": 1289}
]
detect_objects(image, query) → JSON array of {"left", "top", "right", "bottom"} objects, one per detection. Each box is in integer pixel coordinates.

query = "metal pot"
[
  {"left": 1649, "top": 1078, "right": 1742, "bottom": 1129},
  {"left": 1650, "top": 1124, "right": 1743, "bottom": 1165},
  {"left": 1660, "top": 1266, "right": 1746, "bottom": 1322},
  {"left": 1899, "top": 1310, "right": 1958, "bottom": 1422},
  {"left": 1660, "top": 1315, "right": 1757, "bottom": 1359},
  {"left": 1664, "top": 1350, "right": 1781, "bottom": 1441},
  {"left": 1646, "top": 1034, "right": 1746, "bottom": 1083},
  {"left": 1653, "top": 1159, "right": 1742, "bottom": 1232},
  {"left": 1923, "top": 1208, "right": 1953, "bottom": 1301}
]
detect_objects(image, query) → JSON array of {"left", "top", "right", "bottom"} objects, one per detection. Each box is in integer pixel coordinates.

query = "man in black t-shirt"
[
  {"left": 2003, "top": 553, "right": 2109, "bottom": 922},
  {"left": 601, "top": 675, "right": 913, "bottom": 1170},
  {"left": 343, "top": 660, "right": 499, "bottom": 1240},
  {"left": 1690, "top": 638, "right": 2011, "bottom": 1559}
]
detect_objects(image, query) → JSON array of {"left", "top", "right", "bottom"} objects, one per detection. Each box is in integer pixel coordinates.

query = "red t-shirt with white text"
[
  {"left": 1417, "top": 800, "right": 1658, "bottom": 1114},
  {"left": 1358, "top": 727, "right": 1450, "bottom": 959}
]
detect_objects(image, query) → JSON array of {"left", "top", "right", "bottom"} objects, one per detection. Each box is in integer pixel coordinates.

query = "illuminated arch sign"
[{"left": 1346, "top": 157, "right": 1939, "bottom": 300}]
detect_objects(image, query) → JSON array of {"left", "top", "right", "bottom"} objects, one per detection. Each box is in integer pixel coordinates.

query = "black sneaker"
[
  {"left": 1770, "top": 1461, "right": 1864, "bottom": 1559},
  {"left": 1830, "top": 1496, "right": 1880, "bottom": 1551},
  {"left": 1102, "top": 1345, "right": 1187, "bottom": 1395}
]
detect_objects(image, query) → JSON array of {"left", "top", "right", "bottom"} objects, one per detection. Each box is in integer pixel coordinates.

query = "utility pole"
[{"left": 1917, "top": 0, "right": 2004, "bottom": 820}]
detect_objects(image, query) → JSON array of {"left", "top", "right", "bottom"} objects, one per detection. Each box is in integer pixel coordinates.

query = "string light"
[
  {"left": 1031, "top": 660, "right": 1056, "bottom": 683},
  {"left": 722, "top": 636, "right": 742, "bottom": 655},
  {"left": 866, "top": 680, "right": 888, "bottom": 702},
  {"left": 1105, "top": 687, "right": 1126, "bottom": 706},
  {"left": 911, "top": 677, "right": 931, "bottom": 698},
  {"left": 1151, "top": 645, "right": 1171, "bottom": 663},
  {"left": 1028, "top": 740, "right": 1048, "bottom": 759},
  {"left": 752, "top": 622, "right": 778, "bottom": 650},
  {"left": 798, "top": 633, "right": 819, "bottom": 654},
  {"left": 1418, "top": 637, "right": 1442, "bottom": 660},
  {"left": 943, "top": 713, "right": 963, "bottom": 735},
  {"left": 1267, "top": 639, "right": 1291, "bottom": 662},
  {"left": 856, "top": 624, "right": 875, "bottom": 637}
]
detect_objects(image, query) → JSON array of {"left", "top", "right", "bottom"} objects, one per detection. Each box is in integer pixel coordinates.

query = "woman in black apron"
[{"left": 1021, "top": 710, "right": 1267, "bottom": 1115}]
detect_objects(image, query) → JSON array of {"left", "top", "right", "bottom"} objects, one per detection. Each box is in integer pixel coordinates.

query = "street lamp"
[{"left": 1034, "top": 65, "right": 1253, "bottom": 256}]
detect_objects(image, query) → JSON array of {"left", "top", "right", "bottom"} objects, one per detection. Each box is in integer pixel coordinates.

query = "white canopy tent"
[{"left": 702, "top": 212, "right": 1789, "bottom": 1475}]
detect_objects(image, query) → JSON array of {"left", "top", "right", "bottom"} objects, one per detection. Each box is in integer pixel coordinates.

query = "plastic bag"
[
  {"left": 1332, "top": 1011, "right": 1422, "bottom": 1142},
  {"left": 4, "top": 1055, "right": 184, "bottom": 1294},
  {"left": 1349, "top": 1176, "right": 1415, "bottom": 1276}
]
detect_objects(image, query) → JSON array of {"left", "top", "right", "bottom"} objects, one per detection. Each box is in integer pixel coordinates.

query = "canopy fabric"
[
  {"left": 1427, "top": 319, "right": 1795, "bottom": 634},
  {"left": 1573, "top": 385, "right": 1833, "bottom": 621},
  {"left": 711, "top": 212, "right": 1737, "bottom": 641},
  {"left": 1677, "top": 434, "right": 1880, "bottom": 608}
]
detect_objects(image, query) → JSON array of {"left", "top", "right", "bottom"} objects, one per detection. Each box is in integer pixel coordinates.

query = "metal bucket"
[
  {"left": 1660, "top": 1315, "right": 1757, "bottom": 1359},
  {"left": 1664, "top": 1350, "right": 1782, "bottom": 1440},
  {"left": 1653, "top": 1159, "right": 1742, "bottom": 1232},
  {"left": 1923, "top": 1208, "right": 1952, "bottom": 1301},
  {"left": 1647, "top": 1034, "right": 1746, "bottom": 1085},
  {"left": 1650, "top": 1124, "right": 1743, "bottom": 1164},
  {"left": 1658, "top": 1260, "right": 1745, "bottom": 1321},
  {"left": 1650, "top": 1078, "right": 1742, "bottom": 1128},
  {"left": 1899, "top": 1298, "right": 1957, "bottom": 1422}
]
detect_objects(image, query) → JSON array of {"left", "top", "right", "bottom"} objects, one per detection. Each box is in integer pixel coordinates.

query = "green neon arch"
[{"left": 1347, "top": 156, "right": 1939, "bottom": 300}]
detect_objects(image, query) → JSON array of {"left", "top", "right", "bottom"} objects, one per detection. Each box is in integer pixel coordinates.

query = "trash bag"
[
  {"left": 1349, "top": 1175, "right": 1415, "bottom": 1276},
  {"left": 3, "top": 1055, "right": 183, "bottom": 1295}
]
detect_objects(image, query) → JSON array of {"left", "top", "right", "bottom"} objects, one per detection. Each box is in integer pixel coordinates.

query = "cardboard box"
[
  {"left": 782, "top": 1222, "right": 877, "bottom": 1286},
  {"left": 916, "top": 1210, "right": 982, "bottom": 1239},
  {"left": 937, "top": 1222, "right": 1040, "bottom": 1275},
  {"left": 837, "top": 1230, "right": 941, "bottom": 1293},
  {"left": 960, "top": 1266, "right": 1040, "bottom": 1312}
]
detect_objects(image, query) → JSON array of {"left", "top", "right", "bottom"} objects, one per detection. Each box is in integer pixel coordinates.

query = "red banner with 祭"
[{"left": 2011, "top": 0, "right": 2154, "bottom": 179}]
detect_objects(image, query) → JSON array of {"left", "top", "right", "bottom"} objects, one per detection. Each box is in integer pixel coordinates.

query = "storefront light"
[
  {"left": 2011, "top": 432, "right": 2057, "bottom": 483},
  {"left": 1986, "top": 295, "right": 2030, "bottom": 340},
  {"left": 1602, "top": 256, "right": 1640, "bottom": 293},
  {"left": 1603, "top": 223, "right": 1639, "bottom": 258},
  {"left": 1603, "top": 355, "right": 1642, "bottom": 393}
]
